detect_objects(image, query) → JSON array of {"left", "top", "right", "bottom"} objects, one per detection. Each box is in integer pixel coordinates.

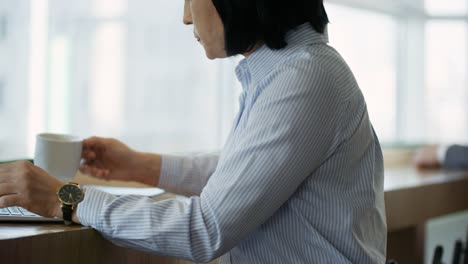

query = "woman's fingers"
[
  {"left": 82, "top": 149, "right": 97, "bottom": 160},
  {"left": 0, "top": 183, "right": 17, "bottom": 197},
  {"left": 79, "top": 164, "right": 95, "bottom": 175},
  {"left": 95, "top": 169, "right": 110, "bottom": 179},
  {"left": 0, "top": 193, "right": 21, "bottom": 208},
  {"left": 83, "top": 137, "right": 107, "bottom": 152},
  {"left": 79, "top": 164, "right": 110, "bottom": 179},
  {"left": 0, "top": 162, "right": 15, "bottom": 172}
]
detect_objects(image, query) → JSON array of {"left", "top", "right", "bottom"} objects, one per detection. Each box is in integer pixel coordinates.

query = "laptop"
[{"left": 0, "top": 185, "right": 165, "bottom": 222}]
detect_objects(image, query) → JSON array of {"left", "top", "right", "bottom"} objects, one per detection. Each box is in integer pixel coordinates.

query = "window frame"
[{"left": 328, "top": 0, "right": 468, "bottom": 146}]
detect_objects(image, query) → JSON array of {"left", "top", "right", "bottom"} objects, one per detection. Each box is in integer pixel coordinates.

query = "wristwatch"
[{"left": 57, "top": 182, "right": 84, "bottom": 225}]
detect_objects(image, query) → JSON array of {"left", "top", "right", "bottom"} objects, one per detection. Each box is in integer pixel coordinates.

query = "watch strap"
[{"left": 61, "top": 204, "right": 73, "bottom": 225}]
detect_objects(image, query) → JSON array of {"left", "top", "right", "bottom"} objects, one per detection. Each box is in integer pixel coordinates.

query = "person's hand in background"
[
  {"left": 413, "top": 145, "right": 441, "bottom": 168},
  {"left": 80, "top": 137, "right": 161, "bottom": 186}
]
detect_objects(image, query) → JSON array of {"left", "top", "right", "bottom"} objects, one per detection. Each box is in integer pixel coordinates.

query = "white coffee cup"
[{"left": 34, "top": 133, "right": 83, "bottom": 182}]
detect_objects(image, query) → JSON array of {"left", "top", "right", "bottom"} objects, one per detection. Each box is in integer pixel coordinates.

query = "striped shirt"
[{"left": 77, "top": 23, "right": 387, "bottom": 263}]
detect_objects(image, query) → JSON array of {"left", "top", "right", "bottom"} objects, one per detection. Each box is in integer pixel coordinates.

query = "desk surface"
[
  {"left": 384, "top": 167, "right": 468, "bottom": 232},
  {"left": 0, "top": 223, "right": 88, "bottom": 240},
  {"left": 384, "top": 167, "right": 468, "bottom": 191},
  {"left": 1, "top": 168, "right": 468, "bottom": 264},
  {"left": 0, "top": 223, "right": 195, "bottom": 264}
]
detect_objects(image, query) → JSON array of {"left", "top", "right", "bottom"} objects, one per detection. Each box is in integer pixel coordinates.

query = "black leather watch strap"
[{"left": 61, "top": 204, "right": 73, "bottom": 225}]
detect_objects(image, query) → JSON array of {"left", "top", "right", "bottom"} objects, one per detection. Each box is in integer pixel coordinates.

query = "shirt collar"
[{"left": 235, "top": 23, "right": 329, "bottom": 89}]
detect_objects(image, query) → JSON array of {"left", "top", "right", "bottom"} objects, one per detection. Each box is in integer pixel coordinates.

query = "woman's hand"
[
  {"left": 0, "top": 161, "right": 63, "bottom": 218},
  {"left": 80, "top": 137, "right": 162, "bottom": 186}
]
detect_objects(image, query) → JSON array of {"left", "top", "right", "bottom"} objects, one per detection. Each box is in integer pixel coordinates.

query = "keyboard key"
[
  {"left": 0, "top": 208, "right": 11, "bottom": 215},
  {"left": 18, "top": 207, "right": 39, "bottom": 217},
  {"left": 7, "top": 207, "right": 23, "bottom": 215}
]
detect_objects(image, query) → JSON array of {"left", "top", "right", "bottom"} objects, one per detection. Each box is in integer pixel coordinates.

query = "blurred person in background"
[{"left": 414, "top": 144, "right": 468, "bottom": 169}]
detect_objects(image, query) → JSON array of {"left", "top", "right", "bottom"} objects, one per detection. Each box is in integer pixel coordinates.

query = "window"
[
  {"left": 2, "top": 0, "right": 468, "bottom": 160},
  {"left": 0, "top": 13, "right": 7, "bottom": 41},
  {"left": 0, "top": 0, "right": 30, "bottom": 160},
  {"left": 425, "top": 21, "right": 468, "bottom": 143},
  {"left": 425, "top": 0, "right": 467, "bottom": 15},
  {"left": 326, "top": 3, "right": 398, "bottom": 143},
  {"left": 326, "top": 0, "right": 468, "bottom": 145},
  {"left": 47, "top": 0, "right": 241, "bottom": 154},
  {"left": 0, "top": 78, "right": 4, "bottom": 111},
  {"left": 15, "top": 0, "right": 240, "bottom": 159}
]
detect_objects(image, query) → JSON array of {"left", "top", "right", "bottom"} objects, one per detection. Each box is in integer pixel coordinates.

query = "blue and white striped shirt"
[{"left": 77, "top": 23, "right": 387, "bottom": 263}]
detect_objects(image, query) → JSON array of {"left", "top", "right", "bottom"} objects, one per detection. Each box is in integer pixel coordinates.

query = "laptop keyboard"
[
  {"left": 0, "top": 206, "right": 62, "bottom": 222},
  {"left": 0, "top": 207, "right": 41, "bottom": 217}
]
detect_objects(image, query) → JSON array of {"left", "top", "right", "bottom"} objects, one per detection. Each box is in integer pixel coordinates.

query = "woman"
[{"left": 0, "top": 0, "right": 387, "bottom": 262}]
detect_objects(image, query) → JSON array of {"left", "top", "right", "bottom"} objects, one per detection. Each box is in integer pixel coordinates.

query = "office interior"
[{"left": 1, "top": 0, "right": 468, "bottom": 263}]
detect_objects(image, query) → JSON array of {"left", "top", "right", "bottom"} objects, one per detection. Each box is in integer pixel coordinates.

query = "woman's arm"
[
  {"left": 158, "top": 152, "right": 220, "bottom": 196},
  {"left": 79, "top": 137, "right": 219, "bottom": 195}
]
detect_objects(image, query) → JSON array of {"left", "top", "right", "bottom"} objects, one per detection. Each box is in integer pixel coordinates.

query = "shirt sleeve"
[
  {"left": 158, "top": 152, "right": 220, "bottom": 196},
  {"left": 76, "top": 65, "right": 346, "bottom": 262}
]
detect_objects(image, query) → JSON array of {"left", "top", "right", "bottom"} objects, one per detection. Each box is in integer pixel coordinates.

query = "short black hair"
[{"left": 211, "top": 0, "right": 329, "bottom": 56}]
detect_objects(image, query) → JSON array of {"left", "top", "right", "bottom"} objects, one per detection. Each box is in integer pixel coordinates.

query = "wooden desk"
[
  {"left": 1, "top": 169, "right": 468, "bottom": 264},
  {"left": 385, "top": 168, "right": 468, "bottom": 264},
  {"left": 0, "top": 223, "right": 192, "bottom": 264}
]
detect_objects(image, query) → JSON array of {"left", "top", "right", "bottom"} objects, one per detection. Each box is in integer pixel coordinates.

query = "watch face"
[{"left": 58, "top": 184, "right": 84, "bottom": 205}]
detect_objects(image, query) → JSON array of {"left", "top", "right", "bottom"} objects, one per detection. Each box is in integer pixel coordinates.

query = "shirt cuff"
[
  {"left": 158, "top": 155, "right": 184, "bottom": 191},
  {"left": 437, "top": 145, "right": 450, "bottom": 163},
  {"left": 76, "top": 187, "right": 116, "bottom": 228}
]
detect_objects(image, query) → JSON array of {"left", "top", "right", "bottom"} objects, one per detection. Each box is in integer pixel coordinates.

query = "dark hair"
[{"left": 211, "top": 0, "right": 329, "bottom": 56}]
